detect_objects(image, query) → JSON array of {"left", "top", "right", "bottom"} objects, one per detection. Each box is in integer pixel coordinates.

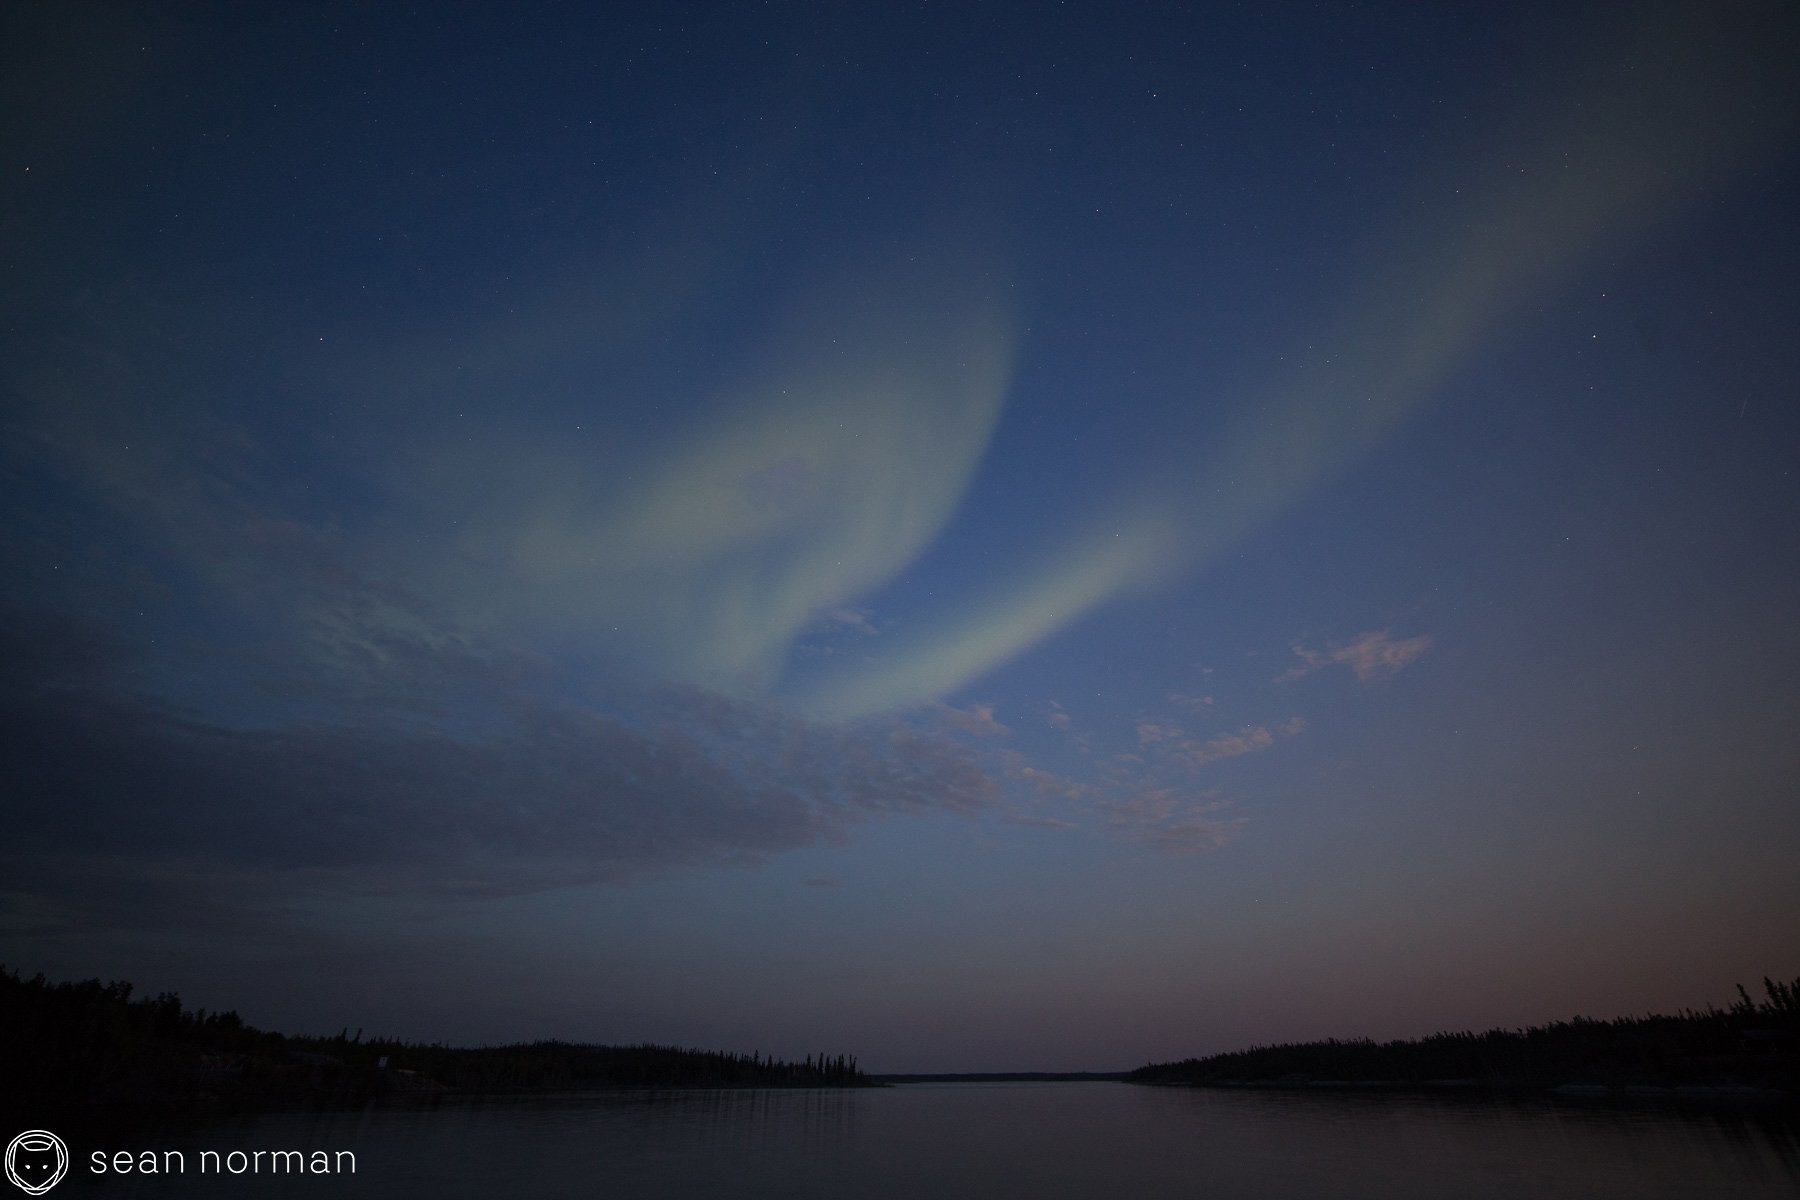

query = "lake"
[{"left": 35, "top": 1082, "right": 1800, "bottom": 1198}]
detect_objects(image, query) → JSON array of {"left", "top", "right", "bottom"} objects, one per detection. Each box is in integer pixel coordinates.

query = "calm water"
[{"left": 41, "top": 1083, "right": 1800, "bottom": 1198}]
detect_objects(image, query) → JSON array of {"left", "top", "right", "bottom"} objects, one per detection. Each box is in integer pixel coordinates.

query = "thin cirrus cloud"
[
  {"left": 0, "top": 606, "right": 1020, "bottom": 930},
  {"left": 1096, "top": 788, "right": 1245, "bottom": 856},
  {"left": 937, "top": 703, "right": 1011, "bottom": 738},
  {"left": 0, "top": 261, "right": 1232, "bottom": 946},
  {"left": 1131, "top": 719, "right": 1305, "bottom": 774},
  {"left": 1279, "top": 631, "right": 1434, "bottom": 684},
  {"left": 0, "top": 599, "right": 1265, "bottom": 946}
]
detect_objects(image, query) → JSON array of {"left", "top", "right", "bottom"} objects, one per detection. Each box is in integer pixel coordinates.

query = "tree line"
[
  {"left": 1126, "top": 975, "right": 1798, "bottom": 1092},
  {"left": 0, "top": 965, "right": 872, "bottom": 1108}
]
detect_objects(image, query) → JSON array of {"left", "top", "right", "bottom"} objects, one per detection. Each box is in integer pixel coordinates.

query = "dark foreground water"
[{"left": 32, "top": 1082, "right": 1800, "bottom": 1198}]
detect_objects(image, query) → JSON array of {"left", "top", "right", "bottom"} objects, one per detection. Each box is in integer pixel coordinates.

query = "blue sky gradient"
[{"left": 4, "top": 0, "right": 1798, "bottom": 1070}]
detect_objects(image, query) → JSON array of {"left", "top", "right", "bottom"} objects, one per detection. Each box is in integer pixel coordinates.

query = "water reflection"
[{"left": 57, "top": 1082, "right": 1800, "bottom": 1199}]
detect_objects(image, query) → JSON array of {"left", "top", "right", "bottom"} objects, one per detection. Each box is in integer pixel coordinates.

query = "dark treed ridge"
[
  {"left": 0, "top": 966, "right": 874, "bottom": 1109},
  {"left": 1127, "top": 977, "right": 1799, "bottom": 1095}
]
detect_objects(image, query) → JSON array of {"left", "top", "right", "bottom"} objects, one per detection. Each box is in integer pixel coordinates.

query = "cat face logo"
[{"left": 5, "top": 1132, "right": 68, "bottom": 1195}]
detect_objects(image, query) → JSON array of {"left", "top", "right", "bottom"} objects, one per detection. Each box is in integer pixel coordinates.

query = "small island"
[
  {"left": 0, "top": 966, "right": 875, "bottom": 1111},
  {"left": 1127, "top": 976, "right": 1798, "bottom": 1102}
]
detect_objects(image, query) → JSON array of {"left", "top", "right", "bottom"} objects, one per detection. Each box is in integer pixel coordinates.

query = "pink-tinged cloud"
[
  {"left": 1170, "top": 725, "right": 1275, "bottom": 770},
  {"left": 1010, "top": 814, "right": 1080, "bottom": 831},
  {"left": 1043, "top": 701, "right": 1096, "bottom": 754},
  {"left": 1280, "top": 630, "right": 1433, "bottom": 683},
  {"left": 1128, "top": 718, "right": 1303, "bottom": 776},
  {"left": 997, "top": 750, "right": 1098, "bottom": 806},
  {"left": 1136, "top": 720, "right": 1184, "bottom": 746},
  {"left": 938, "top": 702, "right": 1010, "bottom": 737},
  {"left": 1143, "top": 815, "right": 1246, "bottom": 854},
  {"left": 1099, "top": 787, "right": 1181, "bottom": 823},
  {"left": 1098, "top": 788, "right": 1244, "bottom": 854}
]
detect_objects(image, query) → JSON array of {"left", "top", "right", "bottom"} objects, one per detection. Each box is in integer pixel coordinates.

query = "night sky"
[{"left": 4, "top": 1, "right": 1798, "bottom": 1073}]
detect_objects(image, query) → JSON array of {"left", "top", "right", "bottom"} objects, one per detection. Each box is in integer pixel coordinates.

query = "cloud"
[
  {"left": 1136, "top": 720, "right": 1183, "bottom": 746},
  {"left": 0, "top": 365, "right": 1294, "bottom": 956},
  {"left": 1163, "top": 723, "right": 1301, "bottom": 773},
  {"left": 937, "top": 702, "right": 1010, "bottom": 738},
  {"left": 1069, "top": 6, "right": 1800, "bottom": 688},
  {"left": 1171, "top": 725, "right": 1276, "bottom": 768},
  {"left": 786, "top": 5, "right": 1798, "bottom": 721},
  {"left": 1127, "top": 716, "right": 1303, "bottom": 775},
  {"left": 0, "top": 592, "right": 1281, "bottom": 950},
  {"left": 1280, "top": 631, "right": 1433, "bottom": 683},
  {"left": 992, "top": 748, "right": 1242, "bottom": 847},
  {"left": 9, "top": 244, "right": 1017, "bottom": 711},
  {"left": 997, "top": 751, "right": 1097, "bottom": 807},
  {"left": 1143, "top": 815, "right": 1246, "bottom": 855},
  {"left": 1097, "top": 788, "right": 1245, "bottom": 855},
  {"left": 1009, "top": 814, "right": 1079, "bottom": 832},
  {"left": 0, "top": 601, "right": 1018, "bottom": 929}
]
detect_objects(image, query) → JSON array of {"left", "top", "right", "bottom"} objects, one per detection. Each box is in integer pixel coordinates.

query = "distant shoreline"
[
  {"left": 1131, "top": 1077, "right": 1794, "bottom": 1105},
  {"left": 872, "top": 1072, "right": 1126, "bottom": 1084},
  {"left": 1125, "top": 975, "right": 1798, "bottom": 1106},
  {"left": 0, "top": 966, "right": 877, "bottom": 1113}
]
